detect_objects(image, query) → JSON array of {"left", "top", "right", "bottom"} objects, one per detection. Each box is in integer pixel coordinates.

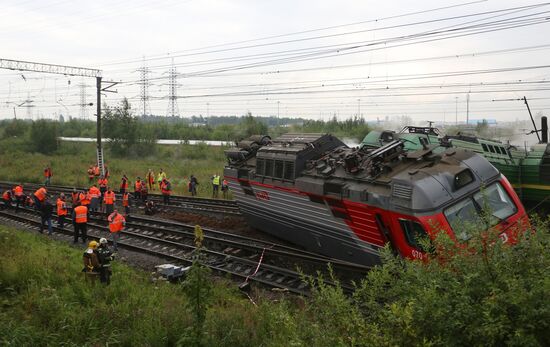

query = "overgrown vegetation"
[{"left": 1, "top": 216, "right": 548, "bottom": 346}]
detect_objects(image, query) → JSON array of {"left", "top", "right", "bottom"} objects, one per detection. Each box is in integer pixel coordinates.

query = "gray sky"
[{"left": 1, "top": 0, "right": 549, "bottom": 124}]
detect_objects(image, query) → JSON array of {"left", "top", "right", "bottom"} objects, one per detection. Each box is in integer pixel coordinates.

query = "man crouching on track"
[{"left": 97, "top": 238, "right": 115, "bottom": 285}]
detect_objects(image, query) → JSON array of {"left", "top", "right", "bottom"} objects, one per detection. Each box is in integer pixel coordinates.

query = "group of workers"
[
  {"left": 2, "top": 184, "right": 127, "bottom": 249},
  {"left": 2, "top": 183, "right": 124, "bottom": 285},
  {"left": 1, "top": 165, "right": 231, "bottom": 285}
]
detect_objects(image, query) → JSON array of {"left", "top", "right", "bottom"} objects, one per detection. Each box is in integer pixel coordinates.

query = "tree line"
[{"left": 0, "top": 99, "right": 371, "bottom": 156}]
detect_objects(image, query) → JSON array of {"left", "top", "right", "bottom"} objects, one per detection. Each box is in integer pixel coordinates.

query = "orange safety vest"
[
  {"left": 103, "top": 191, "right": 115, "bottom": 205},
  {"left": 108, "top": 212, "right": 125, "bottom": 233},
  {"left": 120, "top": 177, "right": 128, "bottom": 190},
  {"left": 93, "top": 166, "right": 100, "bottom": 176},
  {"left": 13, "top": 185, "right": 23, "bottom": 197},
  {"left": 44, "top": 168, "right": 52, "bottom": 177},
  {"left": 87, "top": 168, "right": 94, "bottom": 178},
  {"left": 56, "top": 198, "right": 68, "bottom": 216},
  {"left": 122, "top": 192, "right": 129, "bottom": 207},
  {"left": 147, "top": 172, "right": 155, "bottom": 184},
  {"left": 80, "top": 192, "right": 90, "bottom": 206},
  {"left": 98, "top": 178, "right": 108, "bottom": 188},
  {"left": 34, "top": 187, "right": 47, "bottom": 202},
  {"left": 88, "top": 186, "right": 101, "bottom": 199},
  {"left": 74, "top": 205, "right": 88, "bottom": 223},
  {"left": 134, "top": 180, "right": 142, "bottom": 192},
  {"left": 2, "top": 191, "right": 10, "bottom": 200}
]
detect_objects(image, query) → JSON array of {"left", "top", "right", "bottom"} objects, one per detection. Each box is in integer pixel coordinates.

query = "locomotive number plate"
[{"left": 255, "top": 191, "right": 270, "bottom": 201}]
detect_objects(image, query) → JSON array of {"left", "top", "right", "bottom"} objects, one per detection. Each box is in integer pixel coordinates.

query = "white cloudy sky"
[{"left": 1, "top": 0, "right": 549, "bottom": 124}]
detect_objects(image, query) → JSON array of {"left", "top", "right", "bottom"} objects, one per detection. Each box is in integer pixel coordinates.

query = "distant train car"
[{"left": 224, "top": 133, "right": 528, "bottom": 266}]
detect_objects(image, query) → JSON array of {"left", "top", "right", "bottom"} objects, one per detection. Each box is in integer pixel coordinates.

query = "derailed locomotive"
[{"left": 224, "top": 133, "right": 528, "bottom": 266}]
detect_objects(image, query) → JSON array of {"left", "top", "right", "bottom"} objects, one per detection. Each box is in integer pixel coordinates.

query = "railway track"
[
  {"left": 0, "top": 181, "right": 241, "bottom": 216},
  {"left": 0, "top": 206, "right": 370, "bottom": 295}
]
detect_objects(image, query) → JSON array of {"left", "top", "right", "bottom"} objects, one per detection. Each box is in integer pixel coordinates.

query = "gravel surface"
[{"left": 156, "top": 210, "right": 299, "bottom": 247}]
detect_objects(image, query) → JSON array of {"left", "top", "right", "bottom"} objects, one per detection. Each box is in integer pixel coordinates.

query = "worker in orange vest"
[
  {"left": 72, "top": 203, "right": 88, "bottom": 244},
  {"left": 134, "top": 177, "right": 142, "bottom": 200},
  {"left": 12, "top": 183, "right": 24, "bottom": 211},
  {"left": 140, "top": 181, "right": 148, "bottom": 202},
  {"left": 120, "top": 174, "right": 129, "bottom": 194},
  {"left": 98, "top": 175, "right": 108, "bottom": 202},
  {"left": 103, "top": 187, "right": 116, "bottom": 215},
  {"left": 44, "top": 166, "right": 52, "bottom": 186},
  {"left": 56, "top": 193, "right": 68, "bottom": 229},
  {"left": 88, "top": 185, "right": 101, "bottom": 212},
  {"left": 147, "top": 169, "right": 155, "bottom": 191},
  {"left": 221, "top": 179, "right": 229, "bottom": 199},
  {"left": 79, "top": 190, "right": 91, "bottom": 208},
  {"left": 33, "top": 186, "right": 47, "bottom": 210},
  {"left": 87, "top": 166, "right": 94, "bottom": 183},
  {"left": 122, "top": 191, "right": 130, "bottom": 216},
  {"left": 2, "top": 190, "right": 12, "bottom": 210},
  {"left": 71, "top": 188, "right": 79, "bottom": 207},
  {"left": 108, "top": 209, "right": 125, "bottom": 251},
  {"left": 160, "top": 178, "right": 171, "bottom": 204},
  {"left": 93, "top": 164, "right": 100, "bottom": 177}
]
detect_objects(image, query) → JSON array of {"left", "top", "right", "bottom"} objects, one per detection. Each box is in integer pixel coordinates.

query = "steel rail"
[
  {"left": 0, "top": 208, "right": 362, "bottom": 295},
  {"left": 0, "top": 181, "right": 240, "bottom": 215}
]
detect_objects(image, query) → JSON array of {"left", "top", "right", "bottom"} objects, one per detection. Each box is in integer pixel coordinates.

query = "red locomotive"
[{"left": 224, "top": 134, "right": 528, "bottom": 266}]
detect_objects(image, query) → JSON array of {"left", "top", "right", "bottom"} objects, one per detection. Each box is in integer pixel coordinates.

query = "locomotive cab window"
[
  {"left": 454, "top": 169, "right": 474, "bottom": 190},
  {"left": 481, "top": 143, "right": 488, "bottom": 152},
  {"left": 399, "top": 219, "right": 429, "bottom": 251},
  {"left": 444, "top": 182, "right": 517, "bottom": 239}
]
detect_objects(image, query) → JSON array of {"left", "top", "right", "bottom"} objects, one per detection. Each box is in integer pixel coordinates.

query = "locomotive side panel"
[{"left": 225, "top": 175, "right": 385, "bottom": 266}]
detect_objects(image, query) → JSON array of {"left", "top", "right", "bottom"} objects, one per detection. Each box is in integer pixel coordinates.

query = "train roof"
[{"left": 225, "top": 133, "right": 502, "bottom": 213}]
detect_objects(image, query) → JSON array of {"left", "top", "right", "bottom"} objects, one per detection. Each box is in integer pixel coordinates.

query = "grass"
[
  {"left": 0, "top": 225, "right": 297, "bottom": 346},
  {"left": 0, "top": 225, "right": 193, "bottom": 345},
  {"left": 1, "top": 221, "right": 548, "bottom": 346},
  {"left": 0, "top": 139, "right": 231, "bottom": 198}
]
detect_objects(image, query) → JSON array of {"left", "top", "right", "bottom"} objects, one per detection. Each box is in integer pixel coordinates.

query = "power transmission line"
[{"left": 166, "top": 58, "right": 180, "bottom": 117}]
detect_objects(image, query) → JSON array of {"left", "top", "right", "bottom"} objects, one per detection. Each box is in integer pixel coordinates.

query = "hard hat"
[
  {"left": 99, "top": 237, "right": 108, "bottom": 245},
  {"left": 88, "top": 240, "right": 98, "bottom": 249}
]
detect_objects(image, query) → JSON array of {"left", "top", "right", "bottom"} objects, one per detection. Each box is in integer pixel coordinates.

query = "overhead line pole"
[{"left": 0, "top": 57, "right": 107, "bottom": 172}]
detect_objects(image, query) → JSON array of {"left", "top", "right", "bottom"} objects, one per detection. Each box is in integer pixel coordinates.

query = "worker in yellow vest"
[{"left": 211, "top": 173, "right": 221, "bottom": 198}]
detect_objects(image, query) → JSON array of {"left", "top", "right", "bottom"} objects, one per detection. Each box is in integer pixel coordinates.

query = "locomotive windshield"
[{"left": 444, "top": 182, "right": 517, "bottom": 239}]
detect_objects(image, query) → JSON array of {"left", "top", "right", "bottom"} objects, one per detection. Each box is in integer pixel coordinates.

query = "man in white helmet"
[{"left": 97, "top": 237, "right": 114, "bottom": 285}]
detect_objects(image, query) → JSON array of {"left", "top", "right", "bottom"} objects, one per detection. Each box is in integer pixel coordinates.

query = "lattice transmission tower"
[
  {"left": 137, "top": 59, "right": 151, "bottom": 116},
  {"left": 166, "top": 58, "right": 180, "bottom": 117}
]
